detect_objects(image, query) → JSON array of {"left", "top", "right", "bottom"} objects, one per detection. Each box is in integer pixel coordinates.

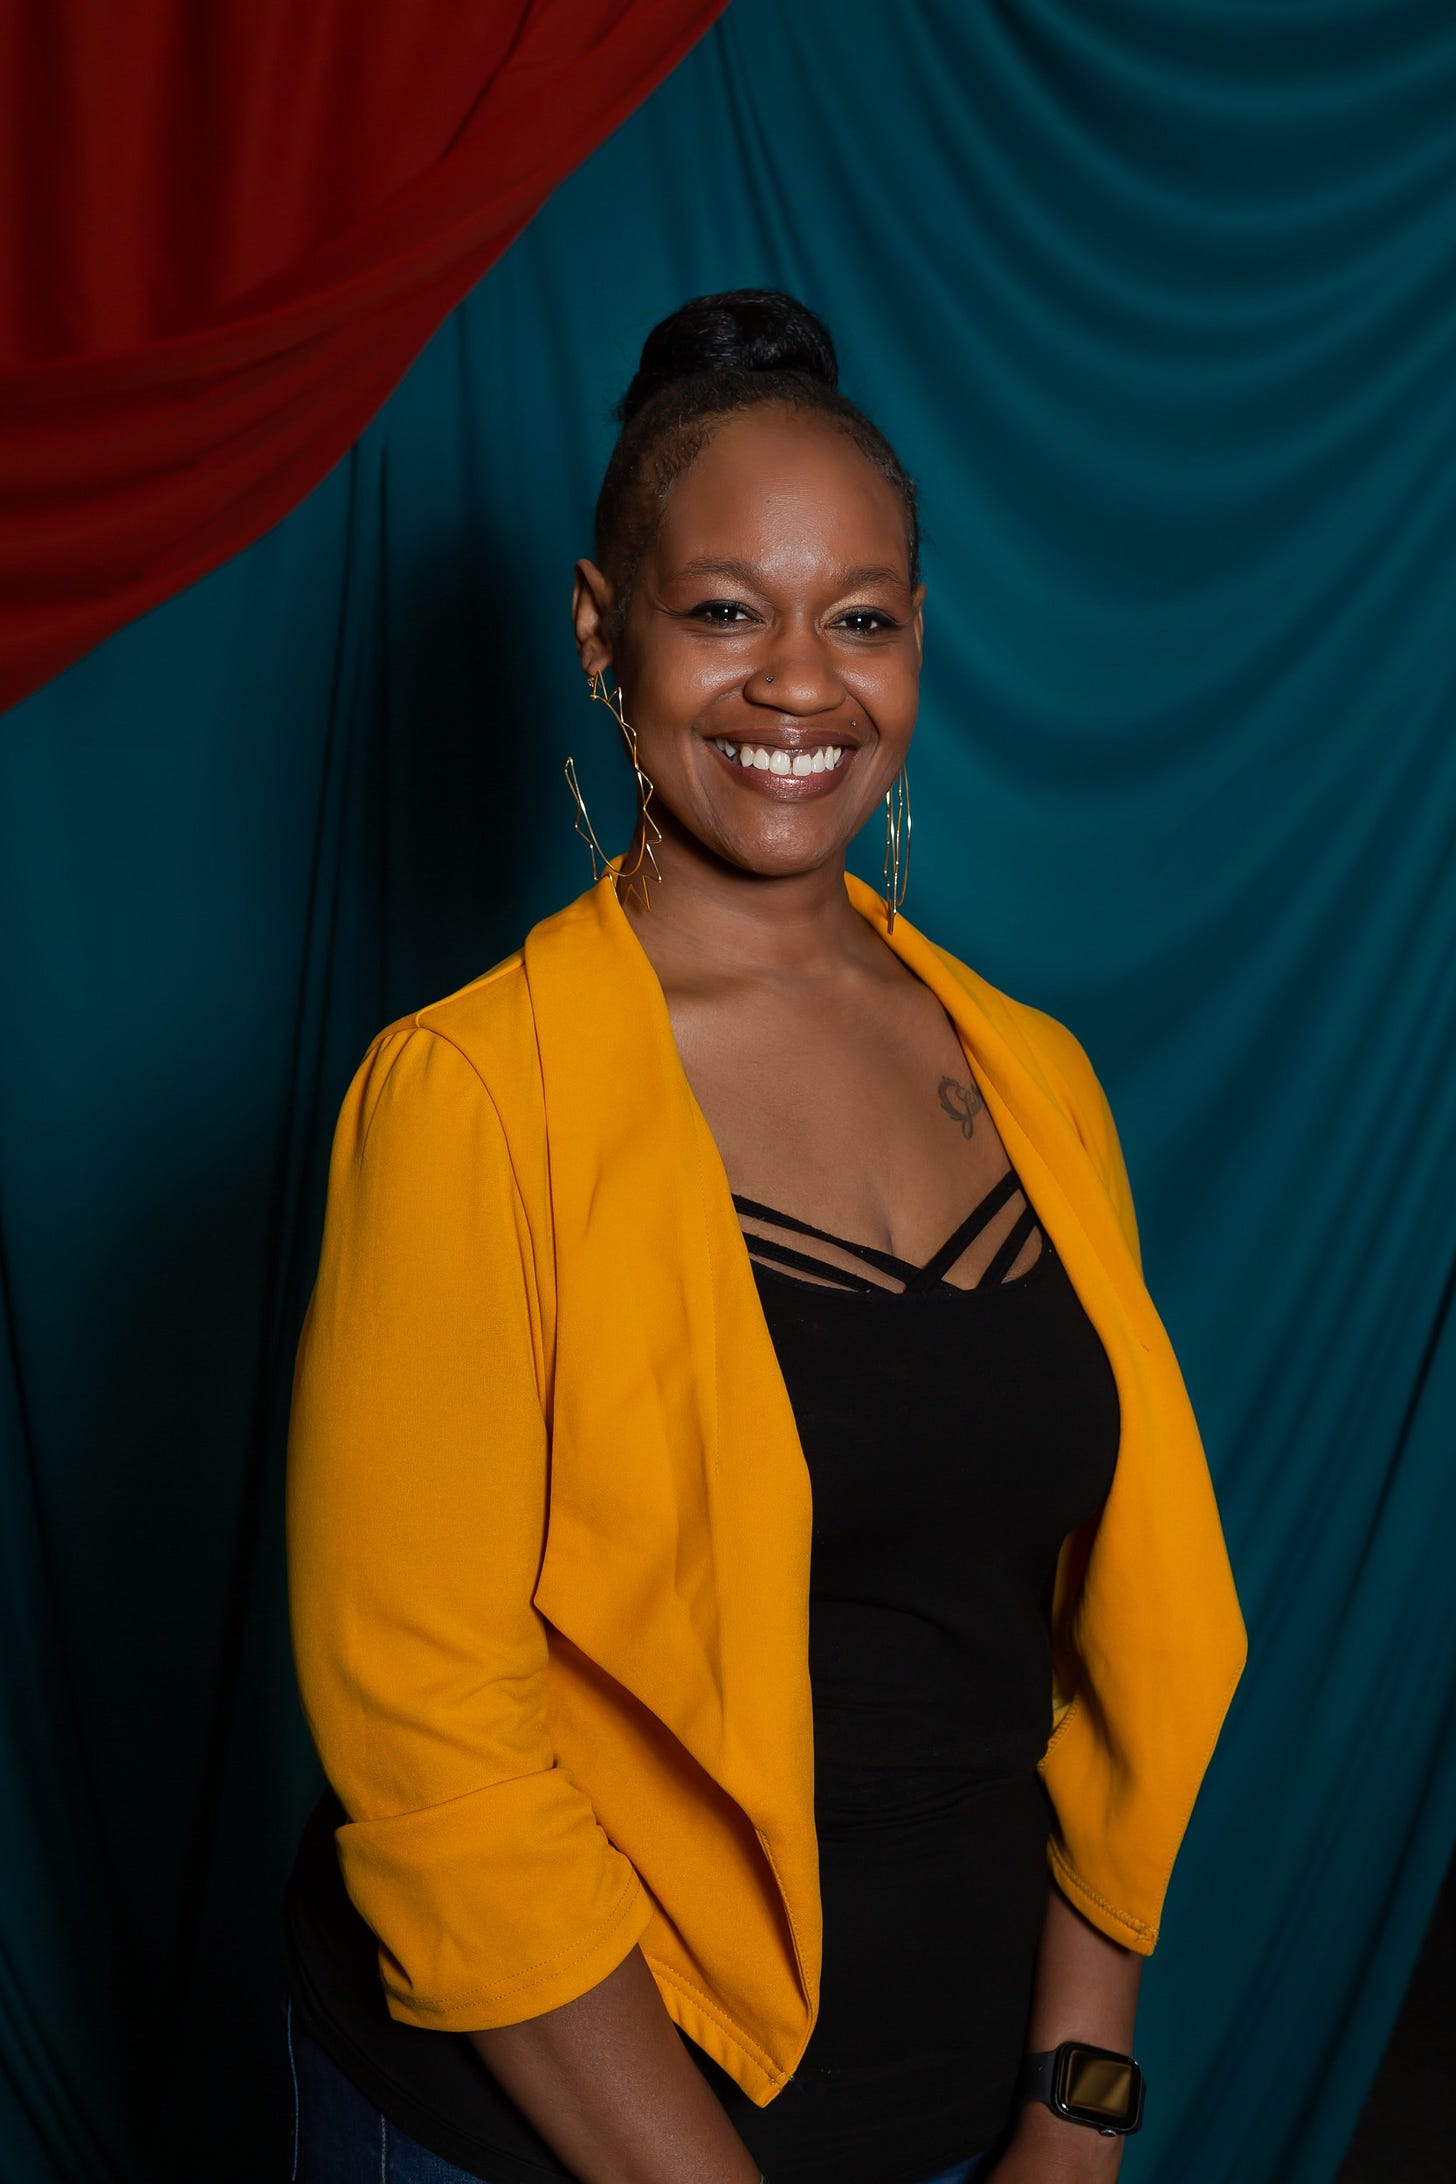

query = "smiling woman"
[
  {"left": 572, "top": 302, "right": 923, "bottom": 906},
  {"left": 280, "top": 292, "right": 1246, "bottom": 2184}
]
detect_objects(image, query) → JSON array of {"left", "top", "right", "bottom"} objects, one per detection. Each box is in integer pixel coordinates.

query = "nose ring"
[{"left": 763, "top": 672, "right": 775, "bottom": 685}]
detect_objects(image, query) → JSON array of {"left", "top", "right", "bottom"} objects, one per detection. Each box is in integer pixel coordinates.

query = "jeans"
[{"left": 286, "top": 1997, "right": 996, "bottom": 2182}]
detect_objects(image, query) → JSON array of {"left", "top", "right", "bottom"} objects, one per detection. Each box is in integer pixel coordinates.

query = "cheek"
[
  {"left": 628, "top": 648, "right": 744, "bottom": 758},
  {"left": 652, "top": 636, "right": 744, "bottom": 696},
  {"left": 857, "top": 653, "right": 920, "bottom": 729}
]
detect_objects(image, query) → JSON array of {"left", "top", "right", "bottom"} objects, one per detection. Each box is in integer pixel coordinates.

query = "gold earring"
[
  {"left": 883, "top": 763, "right": 911, "bottom": 932},
  {"left": 563, "top": 670, "right": 665, "bottom": 908}
]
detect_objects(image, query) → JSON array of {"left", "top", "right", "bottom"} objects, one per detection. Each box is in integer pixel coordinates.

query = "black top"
[{"left": 283, "top": 1162, "right": 1121, "bottom": 2184}]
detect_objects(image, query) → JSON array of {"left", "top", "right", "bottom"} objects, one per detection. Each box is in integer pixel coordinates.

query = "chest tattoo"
[{"left": 937, "top": 1074, "right": 984, "bottom": 1139}]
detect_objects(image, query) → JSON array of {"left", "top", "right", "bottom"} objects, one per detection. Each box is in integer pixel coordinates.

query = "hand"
[{"left": 984, "top": 2103, "right": 1126, "bottom": 2182}]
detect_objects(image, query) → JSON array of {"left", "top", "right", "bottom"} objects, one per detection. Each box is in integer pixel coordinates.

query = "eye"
[
  {"left": 834, "top": 608, "right": 902, "bottom": 635},
  {"left": 687, "top": 599, "right": 757, "bottom": 626}
]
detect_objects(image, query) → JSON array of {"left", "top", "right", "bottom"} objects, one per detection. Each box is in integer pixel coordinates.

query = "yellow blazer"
[{"left": 286, "top": 867, "right": 1247, "bottom": 2103}]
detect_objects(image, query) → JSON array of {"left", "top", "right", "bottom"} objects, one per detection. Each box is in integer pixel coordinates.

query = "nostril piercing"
[{"left": 763, "top": 672, "right": 775, "bottom": 685}]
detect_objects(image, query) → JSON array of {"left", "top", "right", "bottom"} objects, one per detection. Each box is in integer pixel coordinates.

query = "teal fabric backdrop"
[{"left": 3, "top": 3, "right": 1454, "bottom": 2178}]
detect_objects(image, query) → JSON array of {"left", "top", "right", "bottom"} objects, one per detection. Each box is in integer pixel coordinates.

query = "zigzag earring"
[
  {"left": 563, "top": 669, "right": 665, "bottom": 908},
  {"left": 883, "top": 762, "right": 911, "bottom": 932}
]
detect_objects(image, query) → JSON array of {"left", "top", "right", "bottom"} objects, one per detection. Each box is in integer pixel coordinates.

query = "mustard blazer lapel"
[{"left": 523, "top": 874, "right": 816, "bottom": 1901}]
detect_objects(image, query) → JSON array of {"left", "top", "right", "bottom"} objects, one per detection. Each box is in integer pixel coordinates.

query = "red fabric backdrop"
[{"left": 0, "top": 0, "right": 728, "bottom": 710}]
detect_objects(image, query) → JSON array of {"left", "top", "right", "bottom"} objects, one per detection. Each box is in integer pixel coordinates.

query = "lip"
[{"left": 704, "top": 735, "right": 860, "bottom": 799}]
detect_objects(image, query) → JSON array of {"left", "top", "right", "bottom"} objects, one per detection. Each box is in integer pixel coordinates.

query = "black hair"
[{"left": 593, "top": 290, "right": 919, "bottom": 633}]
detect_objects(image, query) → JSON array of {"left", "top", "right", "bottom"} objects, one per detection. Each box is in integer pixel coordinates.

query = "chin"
[{"left": 718, "top": 830, "right": 846, "bottom": 880}]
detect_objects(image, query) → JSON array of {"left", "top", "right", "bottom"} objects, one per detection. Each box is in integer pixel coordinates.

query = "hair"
[{"left": 593, "top": 290, "right": 919, "bottom": 636}]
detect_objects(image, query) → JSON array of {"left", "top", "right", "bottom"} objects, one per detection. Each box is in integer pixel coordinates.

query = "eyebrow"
[{"left": 674, "top": 556, "right": 907, "bottom": 589}]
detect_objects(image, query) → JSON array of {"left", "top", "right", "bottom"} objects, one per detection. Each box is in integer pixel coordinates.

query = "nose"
[{"left": 743, "top": 633, "right": 845, "bottom": 716}]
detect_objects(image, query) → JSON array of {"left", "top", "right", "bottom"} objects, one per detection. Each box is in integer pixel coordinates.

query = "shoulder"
[
  {"left": 922, "top": 935, "right": 1106, "bottom": 1121},
  {"left": 335, "top": 878, "right": 623, "bottom": 1179},
  {"left": 921, "top": 934, "right": 1141, "bottom": 1266},
  {"left": 362, "top": 878, "right": 610, "bottom": 1092},
  {"left": 1001, "top": 991, "right": 1109, "bottom": 1135},
  {"left": 346, "top": 944, "right": 537, "bottom": 1103},
  {"left": 336, "top": 947, "right": 544, "bottom": 1172},
  {"left": 378, "top": 946, "right": 532, "bottom": 1077},
  {"left": 847, "top": 874, "right": 1107, "bottom": 1127}
]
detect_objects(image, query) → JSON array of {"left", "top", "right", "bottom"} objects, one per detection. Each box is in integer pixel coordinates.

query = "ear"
[
  {"left": 573, "top": 560, "right": 617, "bottom": 677},
  {"left": 911, "top": 581, "right": 927, "bottom": 664}
]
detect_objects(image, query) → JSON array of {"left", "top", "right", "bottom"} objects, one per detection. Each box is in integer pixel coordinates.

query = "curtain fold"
[
  {"left": 0, "top": 0, "right": 728, "bottom": 710},
  {"left": 3, "top": 3, "right": 1455, "bottom": 2180}
]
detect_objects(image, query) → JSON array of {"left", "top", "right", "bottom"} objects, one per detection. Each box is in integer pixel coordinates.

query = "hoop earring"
[
  {"left": 883, "top": 763, "right": 911, "bottom": 932},
  {"left": 563, "top": 670, "right": 665, "bottom": 909}
]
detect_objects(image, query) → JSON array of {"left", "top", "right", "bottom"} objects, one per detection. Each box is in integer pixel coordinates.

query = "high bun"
[
  {"left": 614, "top": 290, "right": 839, "bottom": 424},
  {"left": 593, "top": 289, "right": 918, "bottom": 635}
]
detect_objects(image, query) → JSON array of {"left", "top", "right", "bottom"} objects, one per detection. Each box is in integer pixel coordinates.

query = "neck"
[{"left": 615, "top": 817, "right": 886, "bottom": 986}]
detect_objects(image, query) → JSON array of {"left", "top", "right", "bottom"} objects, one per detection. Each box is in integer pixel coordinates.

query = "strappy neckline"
[{"left": 731, "top": 1165, "right": 1048, "bottom": 1297}]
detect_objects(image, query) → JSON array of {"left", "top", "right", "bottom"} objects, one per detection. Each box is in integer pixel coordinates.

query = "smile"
[{"left": 710, "top": 737, "right": 846, "bottom": 776}]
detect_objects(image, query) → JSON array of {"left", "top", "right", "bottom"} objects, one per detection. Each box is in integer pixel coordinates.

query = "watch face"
[{"left": 1054, "top": 2043, "right": 1143, "bottom": 2129}]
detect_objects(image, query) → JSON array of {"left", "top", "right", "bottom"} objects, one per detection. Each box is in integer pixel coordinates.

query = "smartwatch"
[{"left": 1017, "top": 2041, "right": 1145, "bottom": 2136}]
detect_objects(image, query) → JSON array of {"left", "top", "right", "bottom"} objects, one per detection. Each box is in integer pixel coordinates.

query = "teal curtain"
[{"left": 4, "top": 3, "right": 1454, "bottom": 2177}]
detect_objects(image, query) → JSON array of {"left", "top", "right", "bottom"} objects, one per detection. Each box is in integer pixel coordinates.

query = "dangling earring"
[
  {"left": 883, "top": 763, "right": 911, "bottom": 932},
  {"left": 563, "top": 669, "right": 665, "bottom": 909}
]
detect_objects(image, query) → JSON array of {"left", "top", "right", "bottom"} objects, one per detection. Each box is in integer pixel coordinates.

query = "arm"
[
  {"left": 996, "top": 1010, "right": 1146, "bottom": 2176},
  {"left": 288, "top": 1024, "right": 758, "bottom": 2176},
  {"left": 988, "top": 1883, "right": 1143, "bottom": 2182},
  {"left": 467, "top": 1946, "right": 761, "bottom": 2184},
  {"left": 288, "top": 1025, "right": 642, "bottom": 2022}
]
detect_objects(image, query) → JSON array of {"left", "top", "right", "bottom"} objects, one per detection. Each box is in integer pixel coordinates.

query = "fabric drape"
[
  {"left": 3, "top": 2, "right": 1454, "bottom": 2180},
  {"left": 0, "top": 0, "right": 728, "bottom": 711}
]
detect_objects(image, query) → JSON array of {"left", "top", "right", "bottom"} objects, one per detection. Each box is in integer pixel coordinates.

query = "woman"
[{"left": 281, "top": 291, "right": 1247, "bottom": 2184}]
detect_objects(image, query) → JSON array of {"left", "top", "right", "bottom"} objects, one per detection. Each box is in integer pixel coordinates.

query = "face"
[{"left": 573, "top": 404, "right": 925, "bottom": 886}]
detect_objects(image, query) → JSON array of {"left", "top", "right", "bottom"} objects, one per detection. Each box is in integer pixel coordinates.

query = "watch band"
[{"left": 1018, "top": 2048, "right": 1062, "bottom": 2109}]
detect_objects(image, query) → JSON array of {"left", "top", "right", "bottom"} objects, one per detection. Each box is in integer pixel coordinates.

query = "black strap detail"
[
  {"left": 731, "top": 1194, "right": 919, "bottom": 1286},
  {"left": 732, "top": 1168, "right": 1042, "bottom": 1295},
  {"left": 980, "top": 1200, "right": 1041, "bottom": 1287},
  {"left": 909, "top": 1168, "right": 1023, "bottom": 1289},
  {"left": 740, "top": 1233, "right": 886, "bottom": 1293}
]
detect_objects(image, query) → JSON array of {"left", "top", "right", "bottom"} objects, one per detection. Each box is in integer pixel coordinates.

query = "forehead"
[{"left": 651, "top": 405, "right": 911, "bottom": 583}]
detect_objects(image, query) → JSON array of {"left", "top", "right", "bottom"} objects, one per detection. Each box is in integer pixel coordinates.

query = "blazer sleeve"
[{"left": 285, "top": 1023, "right": 651, "bottom": 2030}]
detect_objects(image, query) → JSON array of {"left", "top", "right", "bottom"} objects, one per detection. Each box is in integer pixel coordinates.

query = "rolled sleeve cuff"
[{"left": 336, "top": 1766, "right": 654, "bottom": 2030}]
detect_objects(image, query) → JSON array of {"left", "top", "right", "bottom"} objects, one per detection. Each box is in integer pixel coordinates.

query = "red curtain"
[{"left": 0, "top": 0, "right": 728, "bottom": 710}]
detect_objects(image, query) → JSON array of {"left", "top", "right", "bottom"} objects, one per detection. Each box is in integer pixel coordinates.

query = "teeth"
[{"left": 712, "top": 738, "right": 847, "bottom": 773}]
